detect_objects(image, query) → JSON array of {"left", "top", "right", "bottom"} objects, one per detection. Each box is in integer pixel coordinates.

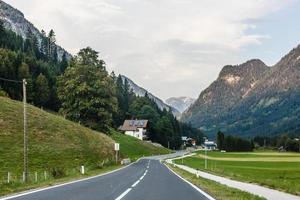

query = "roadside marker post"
[
  {"left": 22, "top": 172, "right": 25, "bottom": 182},
  {"left": 7, "top": 172, "right": 10, "bottom": 183},
  {"left": 35, "top": 172, "right": 38, "bottom": 182},
  {"left": 114, "top": 143, "right": 120, "bottom": 164},
  {"left": 81, "top": 166, "right": 85, "bottom": 175}
]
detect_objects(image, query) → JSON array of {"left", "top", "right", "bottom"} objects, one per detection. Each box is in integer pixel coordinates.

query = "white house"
[
  {"left": 204, "top": 140, "right": 217, "bottom": 150},
  {"left": 119, "top": 120, "right": 148, "bottom": 140}
]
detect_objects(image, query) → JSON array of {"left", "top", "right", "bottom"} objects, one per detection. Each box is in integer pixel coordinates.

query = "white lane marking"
[
  {"left": 114, "top": 161, "right": 150, "bottom": 200},
  {"left": 115, "top": 188, "right": 132, "bottom": 200},
  {"left": 143, "top": 170, "right": 148, "bottom": 176},
  {"left": 0, "top": 159, "right": 143, "bottom": 200},
  {"left": 131, "top": 180, "right": 140, "bottom": 188},
  {"left": 165, "top": 163, "right": 215, "bottom": 200}
]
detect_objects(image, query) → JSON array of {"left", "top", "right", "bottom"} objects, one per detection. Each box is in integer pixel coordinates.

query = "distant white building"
[
  {"left": 119, "top": 120, "right": 148, "bottom": 140},
  {"left": 204, "top": 140, "right": 217, "bottom": 150},
  {"left": 182, "top": 136, "right": 196, "bottom": 147}
]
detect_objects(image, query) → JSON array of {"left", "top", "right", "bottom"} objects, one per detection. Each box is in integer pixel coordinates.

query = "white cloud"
[{"left": 5, "top": 0, "right": 296, "bottom": 99}]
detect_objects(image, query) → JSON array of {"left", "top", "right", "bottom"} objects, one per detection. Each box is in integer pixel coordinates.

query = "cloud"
[{"left": 5, "top": 0, "right": 296, "bottom": 99}]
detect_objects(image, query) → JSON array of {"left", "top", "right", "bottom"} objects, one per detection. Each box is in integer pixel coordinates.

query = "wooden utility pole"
[{"left": 23, "top": 79, "right": 28, "bottom": 182}]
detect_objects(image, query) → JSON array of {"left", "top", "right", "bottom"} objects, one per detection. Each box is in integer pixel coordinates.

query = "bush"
[
  {"left": 0, "top": 88, "right": 8, "bottom": 97},
  {"left": 50, "top": 167, "right": 65, "bottom": 178}
]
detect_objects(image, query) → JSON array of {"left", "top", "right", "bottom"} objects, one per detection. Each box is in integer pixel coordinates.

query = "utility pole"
[
  {"left": 23, "top": 79, "right": 28, "bottom": 182},
  {"left": 0, "top": 77, "right": 28, "bottom": 182}
]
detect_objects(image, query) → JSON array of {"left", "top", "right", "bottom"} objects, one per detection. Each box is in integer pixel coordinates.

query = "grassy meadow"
[{"left": 174, "top": 151, "right": 300, "bottom": 195}]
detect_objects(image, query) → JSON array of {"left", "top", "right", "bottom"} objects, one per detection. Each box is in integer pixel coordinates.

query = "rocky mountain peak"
[
  {"left": 165, "top": 97, "right": 195, "bottom": 113},
  {"left": 182, "top": 44, "right": 300, "bottom": 138},
  {"left": 0, "top": 0, "right": 71, "bottom": 60},
  {"left": 276, "top": 44, "right": 300, "bottom": 67},
  {"left": 219, "top": 59, "right": 268, "bottom": 79},
  {"left": 120, "top": 75, "right": 180, "bottom": 117},
  {"left": 0, "top": 0, "right": 23, "bottom": 17}
]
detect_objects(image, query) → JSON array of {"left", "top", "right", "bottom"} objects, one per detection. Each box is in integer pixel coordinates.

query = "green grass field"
[{"left": 174, "top": 151, "right": 300, "bottom": 195}]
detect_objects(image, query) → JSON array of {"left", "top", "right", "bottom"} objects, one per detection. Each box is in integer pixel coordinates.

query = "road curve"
[{"left": 2, "top": 157, "right": 211, "bottom": 200}]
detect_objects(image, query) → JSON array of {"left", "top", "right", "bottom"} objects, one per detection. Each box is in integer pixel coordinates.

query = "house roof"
[{"left": 119, "top": 120, "right": 148, "bottom": 131}]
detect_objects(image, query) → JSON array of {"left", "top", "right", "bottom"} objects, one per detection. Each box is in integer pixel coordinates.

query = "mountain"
[
  {"left": 121, "top": 75, "right": 180, "bottom": 117},
  {"left": 182, "top": 46, "right": 300, "bottom": 138},
  {"left": 165, "top": 97, "right": 195, "bottom": 113},
  {"left": 0, "top": 0, "right": 71, "bottom": 60}
]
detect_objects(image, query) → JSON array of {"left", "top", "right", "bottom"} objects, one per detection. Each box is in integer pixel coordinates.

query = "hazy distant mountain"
[
  {"left": 182, "top": 46, "right": 300, "bottom": 138},
  {"left": 0, "top": 0, "right": 71, "bottom": 60},
  {"left": 121, "top": 75, "right": 180, "bottom": 117},
  {"left": 166, "top": 97, "right": 195, "bottom": 113}
]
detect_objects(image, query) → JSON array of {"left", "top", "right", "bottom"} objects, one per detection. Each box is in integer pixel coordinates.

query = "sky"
[{"left": 5, "top": 0, "right": 300, "bottom": 100}]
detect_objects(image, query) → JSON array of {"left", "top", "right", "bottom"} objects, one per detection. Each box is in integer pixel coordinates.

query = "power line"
[{"left": 0, "top": 77, "right": 23, "bottom": 83}]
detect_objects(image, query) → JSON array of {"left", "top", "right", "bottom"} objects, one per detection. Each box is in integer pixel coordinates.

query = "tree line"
[
  {"left": 253, "top": 135, "right": 300, "bottom": 152},
  {"left": 217, "top": 131, "right": 254, "bottom": 152},
  {"left": 0, "top": 21, "right": 204, "bottom": 149}
]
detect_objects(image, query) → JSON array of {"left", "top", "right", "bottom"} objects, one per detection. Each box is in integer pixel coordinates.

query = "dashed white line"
[
  {"left": 115, "top": 188, "right": 132, "bottom": 200},
  {"left": 140, "top": 175, "right": 145, "bottom": 180},
  {"left": 131, "top": 180, "right": 140, "bottom": 188},
  {"left": 115, "top": 167, "right": 149, "bottom": 200}
]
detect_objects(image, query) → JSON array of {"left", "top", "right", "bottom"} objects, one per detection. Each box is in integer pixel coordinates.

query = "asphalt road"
[{"left": 2, "top": 155, "right": 211, "bottom": 200}]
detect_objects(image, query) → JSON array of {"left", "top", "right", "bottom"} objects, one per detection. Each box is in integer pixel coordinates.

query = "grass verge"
[
  {"left": 167, "top": 164, "right": 266, "bottom": 200},
  {"left": 0, "top": 165, "right": 121, "bottom": 197},
  {"left": 174, "top": 151, "right": 300, "bottom": 195}
]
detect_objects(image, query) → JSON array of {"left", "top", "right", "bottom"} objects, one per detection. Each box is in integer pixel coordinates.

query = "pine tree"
[
  {"left": 0, "top": 20, "right": 5, "bottom": 46},
  {"left": 40, "top": 29, "right": 48, "bottom": 58},
  {"left": 48, "top": 29, "right": 57, "bottom": 61},
  {"left": 60, "top": 52, "right": 68, "bottom": 72},
  {"left": 35, "top": 73, "right": 50, "bottom": 107},
  {"left": 217, "top": 131, "right": 225, "bottom": 150}
]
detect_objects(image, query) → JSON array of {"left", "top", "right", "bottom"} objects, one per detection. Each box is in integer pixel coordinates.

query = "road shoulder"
[{"left": 165, "top": 163, "right": 266, "bottom": 200}]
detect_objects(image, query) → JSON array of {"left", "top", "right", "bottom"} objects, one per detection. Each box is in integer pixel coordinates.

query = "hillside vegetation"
[
  {"left": 0, "top": 96, "right": 173, "bottom": 195},
  {"left": 111, "top": 129, "right": 171, "bottom": 160},
  {"left": 183, "top": 46, "right": 300, "bottom": 138},
  {"left": 0, "top": 96, "right": 115, "bottom": 177}
]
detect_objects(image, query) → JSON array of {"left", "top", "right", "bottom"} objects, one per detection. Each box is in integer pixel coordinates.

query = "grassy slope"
[
  {"left": 175, "top": 151, "right": 300, "bottom": 195},
  {"left": 110, "top": 129, "right": 171, "bottom": 161},
  {"left": 168, "top": 165, "right": 266, "bottom": 200},
  {"left": 0, "top": 96, "right": 116, "bottom": 176},
  {"left": 0, "top": 97, "right": 172, "bottom": 196}
]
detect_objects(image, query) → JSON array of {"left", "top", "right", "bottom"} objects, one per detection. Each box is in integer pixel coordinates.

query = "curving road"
[{"left": 1, "top": 153, "right": 213, "bottom": 200}]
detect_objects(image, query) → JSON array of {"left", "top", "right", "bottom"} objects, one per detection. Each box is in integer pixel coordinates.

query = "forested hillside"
[
  {"left": 0, "top": 17, "right": 203, "bottom": 149},
  {"left": 182, "top": 47, "right": 300, "bottom": 138}
]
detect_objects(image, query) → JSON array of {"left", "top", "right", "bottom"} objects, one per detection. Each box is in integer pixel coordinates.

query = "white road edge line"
[
  {"left": 164, "top": 162, "right": 216, "bottom": 200},
  {"left": 0, "top": 158, "right": 143, "bottom": 200},
  {"left": 115, "top": 188, "right": 132, "bottom": 200}
]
